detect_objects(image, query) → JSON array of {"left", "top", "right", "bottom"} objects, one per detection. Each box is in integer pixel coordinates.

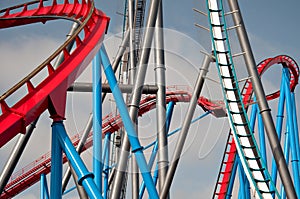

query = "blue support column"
[
  {"left": 226, "top": 157, "right": 238, "bottom": 199},
  {"left": 52, "top": 121, "right": 103, "bottom": 199},
  {"left": 281, "top": 127, "right": 290, "bottom": 199},
  {"left": 100, "top": 45, "right": 159, "bottom": 199},
  {"left": 139, "top": 101, "right": 175, "bottom": 198},
  {"left": 258, "top": 112, "right": 267, "bottom": 167},
  {"left": 291, "top": 92, "right": 300, "bottom": 172},
  {"left": 271, "top": 75, "right": 286, "bottom": 195},
  {"left": 102, "top": 133, "right": 111, "bottom": 199},
  {"left": 92, "top": 50, "right": 102, "bottom": 191},
  {"left": 283, "top": 68, "right": 300, "bottom": 197},
  {"left": 237, "top": 157, "right": 246, "bottom": 199},
  {"left": 50, "top": 122, "right": 63, "bottom": 199},
  {"left": 40, "top": 173, "right": 49, "bottom": 199}
]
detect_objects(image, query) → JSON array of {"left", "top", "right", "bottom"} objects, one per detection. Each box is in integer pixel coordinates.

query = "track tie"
[
  {"left": 254, "top": 178, "right": 270, "bottom": 183},
  {"left": 213, "top": 37, "right": 226, "bottom": 41},
  {"left": 209, "top": 8, "right": 222, "bottom": 12},
  {"left": 250, "top": 167, "right": 265, "bottom": 172},
  {"left": 241, "top": 145, "right": 256, "bottom": 149},
  {"left": 221, "top": 75, "right": 235, "bottom": 80},
  {"left": 245, "top": 156, "right": 260, "bottom": 161},
  {"left": 232, "top": 122, "right": 248, "bottom": 126},
  {"left": 224, "top": 87, "right": 238, "bottom": 92},
  {"left": 237, "top": 134, "right": 252, "bottom": 138},
  {"left": 211, "top": 23, "right": 224, "bottom": 28},
  {"left": 216, "top": 50, "right": 229, "bottom": 54},
  {"left": 229, "top": 110, "right": 244, "bottom": 114}
]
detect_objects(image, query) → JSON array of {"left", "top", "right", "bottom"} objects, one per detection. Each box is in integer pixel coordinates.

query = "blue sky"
[{"left": 1, "top": 0, "right": 300, "bottom": 198}]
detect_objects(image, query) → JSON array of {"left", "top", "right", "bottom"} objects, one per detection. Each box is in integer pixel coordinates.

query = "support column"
[
  {"left": 0, "top": 118, "right": 38, "bottom": 195},
  {"left": 40, "top": 173, "right": 49, "bottom": 199},
  {"left": 62, "top": 114, "right": 93, "bottom": 193},
  {"left": 50, "top": 122, "right": 63, "bottom": 199},
  {"left": 108, "top": 0, "right": 163, "bottom": 198},
  {"left": 154, "top": 0, "right": 168, "bottom": 192},
  {"left": 227, "top": 0, "right": 297, "bottom": 198},
  {"left": 92, "top": 50, "right": 102, "bottom": 191},
  {"left": 53, "top": 121, "right": 103, "bottom": 199},
  {"left": 101, "top": 46, "right": 159, "bottom": 199},
  {"left": 128, "top": 1, "right": 139, "bottom": 198},
  {"left": 160, "top": 54, "right": 212, "bottom": 199}
]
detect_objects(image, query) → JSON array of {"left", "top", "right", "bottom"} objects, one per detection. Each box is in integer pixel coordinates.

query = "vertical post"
[
  {"left": 100, "top": 46, "right": 159, "bottom": 199},
  {"left": 103, "top": 133, "right": 111, "bottom": 199},
  {"left": 50, "top": 122, "right": 63, "bottom": 199},
  {"left": 93, "top": 50, "right": 102, "bottom": 191},
  {"left": 160, "top": 54, "right": 212, "bottom": 199},
  {"left": 237, "top": 158, "right": 246, "bottom": 199},
  {"left": 109, "top": 0, "right": 162, "bottom": 197},
  {"left": 283, "top": 67, "right": 300, "bottom": 197},
  {"left": 270, "top": 75, "right": 285, "bottom": 194},
  {"left": 281, "top": 126, "right": 290, "bottom": 198},
  {"left": 154, "top": 0, "right": 168, "bottom": 192},
  {"left": 258, "top": 111, "right": 267, "bottom": 166},
  {"left": 226, "top": 158, "right": 238, "bottom": 199},
  {"left": 40, "top": 173, "right": 49, "bottom": 199},
  {"left": 128, "top": 1, "right": 139, "bottom": 198},
  {"left": 291, "top": 92, "right": 300, "bottom": 171},
  {"left": 227, "top": 0, "right": 297, "bottom": 198}
]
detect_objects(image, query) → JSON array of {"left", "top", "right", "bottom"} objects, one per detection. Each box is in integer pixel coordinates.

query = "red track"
[
  {"left": 213, "top": 55, "right": 299, "bottom": 198},
  {"left": 1, "top": 86, "right": 223, "bottom": 198},
  {"left": 0, "top": 0, "right": 109, "bottom": 147}
]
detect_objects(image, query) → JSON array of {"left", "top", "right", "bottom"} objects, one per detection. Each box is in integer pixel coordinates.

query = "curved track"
[
  {"left": 0, "top": 0, "right": 109, "bottom": 147},
  {"left": 206, "top": 0, "right": 295, "bottom": 197},
  {"left": 1, "top": 87, "right": 220, "bottom": 198},
  {"left": 213, "top": 55, "right": 299, "bottom": 198}
]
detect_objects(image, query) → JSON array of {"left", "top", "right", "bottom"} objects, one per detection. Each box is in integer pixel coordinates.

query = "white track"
[{"left": 207, "top": 0, "right": 273, "bottom": 198}]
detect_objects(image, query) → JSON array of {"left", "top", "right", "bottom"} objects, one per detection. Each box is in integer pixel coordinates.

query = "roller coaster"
[{"left": 0, "top": 0, "right": 299, "bottom": 198}]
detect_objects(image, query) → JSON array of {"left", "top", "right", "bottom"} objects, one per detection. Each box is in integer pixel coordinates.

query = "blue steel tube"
[
  {"left": 40, "top": 173, "right": 49, "bottom": 199},
  {"left": 283, "top": 68, "right": 300, "bottom": 197},
  {"left": 226, "top": 158, "right": 238, "bottom": 199},
  {"left": 258, "top": 112, "right": 267, "bottom": 167},
  {"left": 50, "top": 122, "right": 63, "bottom": 199},
  {"left": 103, "top": 133, "right": 111, "bottom": 199},
  {"left": 40, "top": 173, "right": 44, "bottom": 199},
  {"left": 271, "top": 75, "right": 286, "bottom": 194},
  {"left": 281, "top": 127, "right": 290, "bottom": 199},
  {"left": 291, "top": 92, "right": 300, "bottom": 172},
  {"left": 100, "top": 46, "right": 159, "bottom": 199},
  {"left": 237, "top": 158, "right": 246, "bottom": 199},
  {"left": 92, "top": 50, "right": 102, "bottom": 191},
  {"left": 53, "top": 121, "right": 103, "bottom": 199},
  {"left": 139, "top": 101, "right": 175, "bottom": 198}
]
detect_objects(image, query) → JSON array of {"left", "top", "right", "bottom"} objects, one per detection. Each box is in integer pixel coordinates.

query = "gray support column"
[
  {"left": 110, "top": 0, "right": 162, "bottom": 198},
  {"left": 160, "top": 54, "right": 212, "bottom": 199},
  {"left": 128, "top": 1, "right": 139, "bottom": 198},
  {"left": 69, "top": 161, "right": 88, "bottom": 199},
  {"left": 227, "top": 0, "right": 297, "bottom": 198},
  {"left": 0, "top": 118, "right": 39, "bottom": 195},
  {"left": 154, "top": 0, "right": 168, "bottom": 192}
]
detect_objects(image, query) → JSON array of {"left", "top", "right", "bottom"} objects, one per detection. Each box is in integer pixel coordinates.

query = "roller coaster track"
[
  {"left": 0, "top": 0, "right": 109, "bottom": 148},
  {"left": 1, "top": 86, "right": 224, "bottom": 198},
  {"left": 206, "top": 0, "right": 291, "bottom": 197},
  {"left": 213, "top": 55, "right": 299, "bottom": 198}
]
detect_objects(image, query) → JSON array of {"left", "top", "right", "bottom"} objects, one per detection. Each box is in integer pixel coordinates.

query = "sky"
[{"left": 0, "top": 0, "right": 300, "bottom": 198}]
